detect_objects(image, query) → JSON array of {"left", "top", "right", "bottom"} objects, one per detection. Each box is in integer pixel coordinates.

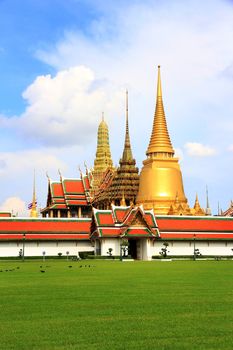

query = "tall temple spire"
[
  {"left": 121, "top": 90, "right": 133, "bottom": 162},
  {"left": 30, "top": 170, "right": 38, "bottom": 218},
  {"left": 137, "top": 66, "right": 189, "bottom": 215},
  {"left": 147, "top": 66, "right": 174, "bottom": 156},
  {"left": 92, "top": 115, "right": 114, "bottom": 194}
]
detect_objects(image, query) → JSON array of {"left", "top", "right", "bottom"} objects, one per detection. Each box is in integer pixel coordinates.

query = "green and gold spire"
[{"left": 92, "top": 114, "right": 114, "bottom": 193}]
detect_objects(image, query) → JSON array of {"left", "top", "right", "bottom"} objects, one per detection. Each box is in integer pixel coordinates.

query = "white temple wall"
[
  {"left": 1, "top": 239, "right": 233, "bottom": 258},
  {"left": 0, "top": 241, "right": 93, "bottom": 258},
  {"left": 100, "top": 238, "right": 120, "bottom": 256},
  {"left": 151, "top": 240, "right": 233, "bottom": 257},
  {"left": 141, "top": 239, "right": 152, "bottom": 261}
]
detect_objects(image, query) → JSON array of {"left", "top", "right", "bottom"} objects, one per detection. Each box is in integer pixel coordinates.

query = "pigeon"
[
  {"left": 79, "top": 265, "right": 82, "bottom": 268},
  {"left": 40, "top": 270, "right": 45, "bottom": 273},
  {"left": 68, "top": 266, "right": 73, "bottom": 268}
]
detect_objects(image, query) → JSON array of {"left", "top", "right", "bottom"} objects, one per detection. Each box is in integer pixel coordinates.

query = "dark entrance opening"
[{"left": 128, "top": 240, "right": 137, "bottom": 259}]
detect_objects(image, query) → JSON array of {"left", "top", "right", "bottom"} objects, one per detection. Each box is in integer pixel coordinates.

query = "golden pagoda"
[
  {"left": 92, "top": 113, "right": 114, "bottom": 194},
  {"left": 192, "top": 194, "right": 205, "bottom": 216},
  {"left": 30, "top": 170, "right": 38, "bottom": 218},
  {"left": 136, "top": 66, "right": 190, "bottom": 215},
  {"left": 93, "top": 91, "right": 139, "bottom": 208}
]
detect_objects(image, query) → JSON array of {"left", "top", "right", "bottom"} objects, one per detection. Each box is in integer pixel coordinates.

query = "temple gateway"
[{"left": 0, "top": 67, "right": 232, "bottom": 259}]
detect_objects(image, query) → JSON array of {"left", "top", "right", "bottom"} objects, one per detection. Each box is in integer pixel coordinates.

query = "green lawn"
[{"left": 0, "top": 260, "right": 232, "bottom": 350}]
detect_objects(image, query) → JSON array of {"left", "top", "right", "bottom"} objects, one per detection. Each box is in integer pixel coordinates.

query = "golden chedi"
[{"left": 136, "top": 66, "right": 190, "bottom": 215}]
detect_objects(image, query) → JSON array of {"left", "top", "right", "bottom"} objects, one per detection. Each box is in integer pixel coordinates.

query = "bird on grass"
[
  {"left": 40, "top": 270, "right": 46, "bottom": 273},
  {"left": 68, "top": 266, "right": 73, "bottom": 268}
]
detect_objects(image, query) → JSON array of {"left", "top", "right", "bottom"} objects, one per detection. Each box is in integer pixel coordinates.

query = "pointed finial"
[
  {"left": 78, "top": 165, "right": 83, "bottom": 178},
  {"left": 84, "top": 161, "right": 88, "bottom": 173},
  {"left": 157, "top": 65, "right": 162, "bottom": 98},
  {"left": 206, "top": 186, "right": 212, "bottom": 215},
  {"left": 102, "top": 112, "right": 104, "bottom": 122},
  {"left": 58, "top": 169, "right": 62, "bottom": 180},
  {"left": 120, "top": 89, "right": 133, "bottom": 162},
  {"left": 217, "top": 201, "right": 220, "bottom": 216},
  {"left": 46, "top": 171, "right": 50, "bottom": 181},
  {"left": 30, "top": 169, "right": 38, "bottom": 218}
]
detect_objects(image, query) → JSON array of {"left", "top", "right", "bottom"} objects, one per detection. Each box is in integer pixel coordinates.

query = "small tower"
[
  {"left": 193, "top": 193, "right": 205, "bottom": 216},
  {"left": 30, "top": 170, "right": 38, "bottom": 218},
  {"left": 92, "top": 113, "right": 114, "bottom": 194},
  {"left": 136, "top": 66, "right": 190, "bottom": 214}
]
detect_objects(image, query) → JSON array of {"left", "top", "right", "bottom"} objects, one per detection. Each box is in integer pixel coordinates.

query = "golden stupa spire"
[
  {"left": 136, "top": 66, "right": 189, "bottom": 215},
  {"left": 94, "top": 114, "right": 113, "bottom": 172},
  {"left": 146, "top": 66, "right": 174, "bottom": 156},
  {"left": 121, "top": 90, "right": 133, "bottom": 161},
  {"left": 92, "top": 114, "right": 114, "bottom": 193},
  {"left": 30, "top": 170, "right": 38, "bottom": 218}
]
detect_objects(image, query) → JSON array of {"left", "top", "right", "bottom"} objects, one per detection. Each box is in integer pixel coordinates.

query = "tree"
[
  {"left": 107, "top": 248, "right": 113, "bottom": 257},
  {"left": 159, "top": 242, "right": 169, "bottom": 258},
  {"left": 194, "top": 248, "right": 201, "bottom": 260}
]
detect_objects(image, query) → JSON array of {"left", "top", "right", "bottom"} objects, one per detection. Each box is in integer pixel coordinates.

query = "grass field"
[{"left": 0, "top": 260, "right": 233, "bottom": 350}]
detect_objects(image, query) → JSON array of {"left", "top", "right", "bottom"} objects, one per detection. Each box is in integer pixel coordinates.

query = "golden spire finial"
[
  {"left": 102, "top": 112, "right": 104, "bottom": 122},
  {"left": 157, "top": 65, "right": 162, "bottom": 98},
  {"left": 30, "top": 169, "right": 38, "bottom": 218},
  {"left": 121, "top": 89, "right": 133, "bottom": 161},
  {"left": 146, "top": 66, "right": 174, "bottom": 156}
]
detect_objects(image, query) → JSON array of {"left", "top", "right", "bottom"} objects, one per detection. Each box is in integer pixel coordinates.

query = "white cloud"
[
  {"left": 0, "top": 197, "right": 27, "bottom": 217},
  {"left": 0, "top": 66, "right": 124, "bottom": 147},
  {"left": 184, "top": 142, "right": 217, "bottom": 157},
  {"left": 228, "top": 145, "right": 233, "bottom": 152},
  {"left": 0, "top": 149, "right": 67, "bottom": 176}
]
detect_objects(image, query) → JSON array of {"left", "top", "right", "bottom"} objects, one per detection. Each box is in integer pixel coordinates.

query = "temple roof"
[
  {"left": 0, "top": 217, "right": 91, "bottom": 240},
  {"left": 41, "top": 170, "right": 93, "bottom": 212},
  {"left": 156, "top": 215, "right": 233, "bottom": 239},
  {"left": 92, "top": 205, "right": 159, "bottom": 238}
]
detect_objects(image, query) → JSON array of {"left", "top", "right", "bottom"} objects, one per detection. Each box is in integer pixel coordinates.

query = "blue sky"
[{"left": 0, "top": 0, "right": 233, "bottom": 215}]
